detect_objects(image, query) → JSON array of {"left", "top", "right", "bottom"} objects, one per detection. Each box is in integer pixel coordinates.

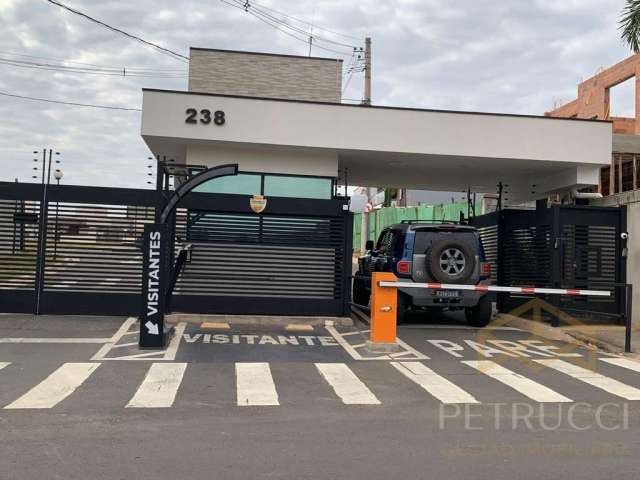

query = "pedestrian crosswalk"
[
  {"left": 236, "top": 362, "right": 279, "bottom": 406},
  {"left": 534, "top": 358, "right": 640, "bottom": 401},
  {"left": 5, "top": 363, "right": 99, "bottom": 409},
  {"left": 1, "top": 357, "right": 640, "bottom": 410},
  {"left": 316, "top": 362, "right": 381, "bottom": 405},
  {"left": 126, "top": 363, "right": 187, "bottom": 408},
  {"left": 461, "top": 360, "right": 573, "bottom": 403},
  {"left": 391, "top": 361, "right": 480, "bottom": 404}
]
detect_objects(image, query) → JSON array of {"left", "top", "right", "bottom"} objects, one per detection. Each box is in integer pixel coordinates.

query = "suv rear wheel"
[
  {"left": 426, "top": 239, "right": 475, "bottom": 284},
  {"left": 465, "top": 295, "right": 492, "bottom": 327}
]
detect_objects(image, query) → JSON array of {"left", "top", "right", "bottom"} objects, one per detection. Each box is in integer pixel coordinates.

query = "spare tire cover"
[{"left": 426, "top": 239, "right": 475, "bottom": 284}]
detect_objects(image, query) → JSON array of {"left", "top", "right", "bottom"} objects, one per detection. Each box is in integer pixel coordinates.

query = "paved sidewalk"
[
  {"left": 560, "top": 325, "right": 639, "bottom": 356},
  {"left": 500, "top": 314, "right": 640, "bottom": 357}
]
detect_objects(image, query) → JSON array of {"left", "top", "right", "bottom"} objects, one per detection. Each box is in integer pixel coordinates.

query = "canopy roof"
[{"left": 141, "top": 89, "right": 612, "bottom": 204}]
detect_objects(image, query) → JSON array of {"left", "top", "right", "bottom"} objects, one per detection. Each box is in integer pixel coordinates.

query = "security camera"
[{"left": 621, "top": 232, "right": 629, "bottom": 240}]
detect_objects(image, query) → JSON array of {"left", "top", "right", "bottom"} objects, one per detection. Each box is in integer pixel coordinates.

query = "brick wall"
[
  {"left": 546, "top": 53, "right": 640, "bottom": 134},
  {"left": 188, "top": 48, "right": 342, "bottom": 102}
]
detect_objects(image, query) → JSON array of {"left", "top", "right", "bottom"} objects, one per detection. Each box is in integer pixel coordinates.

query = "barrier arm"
[{"left": 367, "top": 276, "right": 612, "bottom": 353}]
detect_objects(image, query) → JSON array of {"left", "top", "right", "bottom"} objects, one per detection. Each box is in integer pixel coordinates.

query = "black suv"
[{"left": 353, "top": 221, "right": 493, "bottom": 327}]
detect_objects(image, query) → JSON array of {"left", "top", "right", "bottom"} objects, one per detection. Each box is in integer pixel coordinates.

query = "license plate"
[{"left": 436, "top": 290, "right": 460, "bottom": 298}]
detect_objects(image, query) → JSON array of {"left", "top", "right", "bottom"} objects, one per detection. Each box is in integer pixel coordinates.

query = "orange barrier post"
[{"left": 367, "top": 272, "right": 400, "bottom": 353}]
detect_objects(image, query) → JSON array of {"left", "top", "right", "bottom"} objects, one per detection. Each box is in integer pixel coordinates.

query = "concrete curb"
[
  {"left": 166, "top": 314, "right": 354, "bottom": 328},
  {"left": 365, "top": 340, "right": 400, "bottom": 353},
  {"left": 498, "top": 314, "right": 640, "bottom": 358},
  {"left": 498, "top": 314, "right": 577, "bottom": 343}
]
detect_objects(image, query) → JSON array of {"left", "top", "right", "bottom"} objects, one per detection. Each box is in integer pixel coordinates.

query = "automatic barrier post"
[{"left": 366, "top": 272, "right": 400, "bottom": 353}]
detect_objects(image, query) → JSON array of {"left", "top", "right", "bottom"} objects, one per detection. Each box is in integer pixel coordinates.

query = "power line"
[
  {"left": 0, "top": 90, "right": 141, "bottom": 111},
  {"left": 45, "top": 0, "right": 189, "bottom": 62},
  {"left": 240, "top": 1, "right": 358, "bottom": 49},
  {"left": 250, "top": 1, "right": 362, "bottom": 41},
  {"left": 220, "top": 0, "right": 361, "bottom": 56},
  {"left": 0, "top": 50, "right": 186, "bottom": 72},
  {"left": 0, "top": 57, "right": 187, "bottom": 78}
]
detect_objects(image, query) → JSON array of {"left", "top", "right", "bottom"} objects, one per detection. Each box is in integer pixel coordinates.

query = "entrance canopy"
[{"left": 141, "top": 89, "right": 612, "bottom": 204}]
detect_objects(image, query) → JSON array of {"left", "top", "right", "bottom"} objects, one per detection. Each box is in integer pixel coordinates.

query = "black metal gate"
[
  {"left": 0, "top": 181, "right": 157, "bottom": 315},
  {"left": 470, "top": 204, "right": 627, "bottom": 321},
  {"left": 170, "top": 192, "right": 352, "bottom": 317},
  {"left": 0, "top": 181, "right": 353, "bottom": 317}
]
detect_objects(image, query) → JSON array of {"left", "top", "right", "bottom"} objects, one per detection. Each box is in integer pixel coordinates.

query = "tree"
[{"left": 620, "top": 0, "right": 640, "bottom": 52}]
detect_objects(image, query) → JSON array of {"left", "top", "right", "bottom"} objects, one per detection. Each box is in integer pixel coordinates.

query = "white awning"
[{"left": 141, "top": 89, "right": 612, "bottom": 203}]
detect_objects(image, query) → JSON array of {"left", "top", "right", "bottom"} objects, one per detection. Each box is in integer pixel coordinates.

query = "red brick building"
[{"left": 546, "top": 54, "right": 640, "bottom": 195}]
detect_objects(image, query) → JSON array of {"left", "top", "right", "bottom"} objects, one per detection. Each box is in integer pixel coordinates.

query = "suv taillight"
[
  {"left": 481, "top": 262, "right": 491, "bottom": 278},
  {"left": 397, "top": 260, "right": 411, "bottom": 275}
]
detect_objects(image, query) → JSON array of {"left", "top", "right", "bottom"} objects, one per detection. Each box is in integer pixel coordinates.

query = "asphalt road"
[{"left": 1, "top": 312, "right": 639, "bottom": 480}]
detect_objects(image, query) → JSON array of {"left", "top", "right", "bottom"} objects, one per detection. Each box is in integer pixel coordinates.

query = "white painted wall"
[
  {"left": 142, "top": 89, "right": 611, "bottom": 165},
  {"left": 186, "top": 143, "right": 338, "bottom": 177}
]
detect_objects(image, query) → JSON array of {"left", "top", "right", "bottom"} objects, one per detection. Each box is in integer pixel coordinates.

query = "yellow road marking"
[
  {"left": 285, "top": 324, "right": 314, "bottom": 332},
  {"left": 201, "top": 322, "right": 230, "bottom": 330}
]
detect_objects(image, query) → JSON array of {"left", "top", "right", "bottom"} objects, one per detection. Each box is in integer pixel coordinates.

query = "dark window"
[
  {"left": 376, "top": 229, "right": 405, "bottom": 257},
  {"left": 413, "top": 230, "right": 478, "bottom": 254}
]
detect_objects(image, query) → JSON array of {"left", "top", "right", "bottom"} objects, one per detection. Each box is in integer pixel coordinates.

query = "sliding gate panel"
[
  {"left": 37, "top": 185, "right": 156, "bottom": 315},
  {"left": 471, "top": 205, "right": 626, "bottom": 320},
  {"left": 39, "top": 202, "right": 155, "bottom": 314},
  {"left": 0, "top": 188, "right": 41, "bottom": 312},
  {"left": 171, "top": 195, "right": 351, "bottom": 316},
  {"left": 557, "top": 206, "right": 625, "bottom": 316}
]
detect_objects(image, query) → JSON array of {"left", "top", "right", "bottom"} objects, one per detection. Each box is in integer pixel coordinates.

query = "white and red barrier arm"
[{"left": 377, "top": 282, "right": 611, "bottom": 297}]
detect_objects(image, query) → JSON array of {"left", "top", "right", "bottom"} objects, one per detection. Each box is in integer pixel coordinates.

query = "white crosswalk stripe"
[
  {"left": 391, "top": 361, "right": 479, "bottom": 404},
  {"left": 4, "top": 363, "right": 100, "bottom": 409},
  {"left": 236, "top": 362, "right": 279, "bottom": 406},
  {"left": 3, "top": 358, "right": 640, "bottom": 409},
  {"left": 315, "top": 363, "right": 381, "bottom": 405},
  {"left": 534, "top": 359, "right": 640, "bottom": 400},
  {"left": 599, "top": 357, "right": 640, "bottom": 373},
  {"left": 462, "top": 360, "right": 572, "bottom": 403},
  {"left": 127, "top": 363, "right": 187, "bottom": 408}
]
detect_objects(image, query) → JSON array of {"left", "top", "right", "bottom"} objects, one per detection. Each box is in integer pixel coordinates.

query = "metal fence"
[
  {"left": 0, "top": 181, "right": 353, "bottom": 317},
  {"left": 470, "top": 204, "right": 627, "bottom": 323}
]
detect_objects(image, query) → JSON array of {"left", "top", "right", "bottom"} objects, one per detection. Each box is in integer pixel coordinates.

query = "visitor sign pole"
[{"left": 140, "top": 223, "right": 169, "bottom": 348}]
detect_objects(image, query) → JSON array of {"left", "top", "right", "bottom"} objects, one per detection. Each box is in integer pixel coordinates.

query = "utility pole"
[
  {"left": 359, "top": 37, "right": 373, "bottom": 252},
  {"left": 363, "top": 37, "right": 372, "bottom": 106}
]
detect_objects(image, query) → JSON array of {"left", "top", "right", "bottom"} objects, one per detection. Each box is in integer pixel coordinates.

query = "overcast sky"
[{"left": 0, "top": 0, "right": 633, "bottom": 188}]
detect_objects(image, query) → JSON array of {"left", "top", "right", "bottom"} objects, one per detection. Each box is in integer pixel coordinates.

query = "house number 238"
[{"left": 185, "top": 108, "right": 225, "bottom": 125}]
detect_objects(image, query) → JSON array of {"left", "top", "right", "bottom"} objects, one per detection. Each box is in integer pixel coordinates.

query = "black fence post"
[
  {"left": 496, "top": 209, "right": 506, "bottom": 313},
  {"left": 550, "top": 204, "right": 562, "bottom": 327},
  {"left": 618, "top": 205, "right": 628, "bottom": 320},
  {"left": 625, "top": 284, "right": 633, "bottom": 353},
  {"left": 34, "top": 184, "right": 49, "bottom": 315},
  {"left": 342, "top": 210, "right": 354, "bottom": 316}
]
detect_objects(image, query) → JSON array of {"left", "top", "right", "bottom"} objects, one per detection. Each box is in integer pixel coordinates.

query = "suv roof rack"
[{"left": 400, "top": 220, "right": 460, "bottom": 225}]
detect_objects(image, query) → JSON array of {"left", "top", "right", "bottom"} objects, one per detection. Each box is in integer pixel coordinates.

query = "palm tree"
[{"left": 620, "top": 0, "right": 640, "bottom": 52}]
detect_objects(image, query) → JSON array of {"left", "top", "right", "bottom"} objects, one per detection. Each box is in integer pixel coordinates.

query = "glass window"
[
  {"left": 192, "top": 173, "right": 261, "bottom": 195},
  {"left": 263, "top": 175, "right": 332, "bottom": 199}
]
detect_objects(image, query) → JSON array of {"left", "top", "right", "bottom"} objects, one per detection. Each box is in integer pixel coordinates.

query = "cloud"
[{"left": 0, "top": 0, "right": 631, "bottom": 188}]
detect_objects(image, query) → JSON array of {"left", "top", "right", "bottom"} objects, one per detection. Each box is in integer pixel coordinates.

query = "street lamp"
[{"left": 54, "top": 169, "right": 63, "bottom": 185}]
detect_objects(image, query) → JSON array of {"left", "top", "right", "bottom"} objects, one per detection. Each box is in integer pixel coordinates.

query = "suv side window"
[
  {"left": 376, "top": 230, "right": 393, "bottom": 253},
  {"left": 376, "top": 229, "right": 404, "bottom": 256}
]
